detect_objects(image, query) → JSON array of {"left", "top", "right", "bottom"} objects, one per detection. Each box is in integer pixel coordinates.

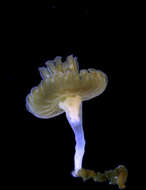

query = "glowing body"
[
  {"left": 25, "top": 56, "right": 128, "bottom": 188},
  {"left": 26, "top": 55, "right": 108, "bottom": 178}
]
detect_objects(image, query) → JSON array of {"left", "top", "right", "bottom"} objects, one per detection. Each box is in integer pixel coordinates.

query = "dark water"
[{"left": 3, "top": 1, "right": 135, "bottom": 189}]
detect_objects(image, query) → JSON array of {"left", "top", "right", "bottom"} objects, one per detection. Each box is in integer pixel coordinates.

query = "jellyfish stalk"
[{"left": 59, "top": 95, "right": 85, "bottom": 176}]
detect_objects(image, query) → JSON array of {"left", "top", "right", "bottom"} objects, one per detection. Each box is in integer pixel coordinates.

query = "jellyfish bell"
[
  {"left": 26, "top": 55, "right": 108, "bottom": 176},
  {"left": 26, "top": 55, "right": 107, "bottom": 119}
]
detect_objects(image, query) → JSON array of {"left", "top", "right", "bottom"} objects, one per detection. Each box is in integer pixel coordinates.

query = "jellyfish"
[{"left": 26, "top": 55, "right": 127, "bottom": 188}]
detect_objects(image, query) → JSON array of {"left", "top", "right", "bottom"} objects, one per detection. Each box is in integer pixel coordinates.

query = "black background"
[{"left": 4, "top": 1, "right": 136, "bottom": 189}]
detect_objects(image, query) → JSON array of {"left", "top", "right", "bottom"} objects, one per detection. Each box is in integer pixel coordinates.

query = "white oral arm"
[{"left": 59, "top": 96, "right": 85, "bottom": 176}]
